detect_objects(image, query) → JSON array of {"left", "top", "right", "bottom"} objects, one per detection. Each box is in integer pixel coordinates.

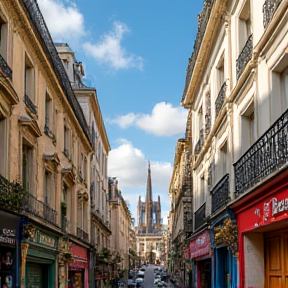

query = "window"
[
  {"left": 0, "top": 17, "right": 8, "bottom": 60},
  {"left": 241, "top": 102, "right": 254, "bottom": 155},
  {"left": 238, "top": 0, "right": 252, "bottom": 53},
  {"left": 0, "top": 117, "right": 7, "bottom": 177},
  {"left": 199, "top": 175, "right": 205, "bottom": 207},
  {"left": 219, "top": 142, "right": 228, "bottom": 179},
  {"left": 63, "top": 119, "right": 71, "bottom": 157},
  {"left": 80, "top": 153, "right": 87, "bottom": 181},
  {"left": 216, "top": 56, "right": 225, "bottom": 92},
  {"left": 197, "top": 106, "right": 203, "bottom": 140},
  {"left": 44, "top": 170, "right": 54, "bottom": 208},
  {"left": 22, "top": 142, "right": 34, "bottom": 193},
  {"left": 24, "top": 54, "right": 35, "bottom": 102},
  {"left": 45, "top": 91, "right": 54, "bottom": 132}
]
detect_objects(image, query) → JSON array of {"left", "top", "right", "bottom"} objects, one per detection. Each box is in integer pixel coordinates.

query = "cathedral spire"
[{"left": 145, "top": 161, "right": 153, "bottom": 232}]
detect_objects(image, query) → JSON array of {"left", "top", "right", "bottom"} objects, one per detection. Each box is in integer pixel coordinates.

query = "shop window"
[
  {"left": 22, "top": 142, "right": 34, "bottom": 194},
  {"left": 0, "top": 247, "right": 15, "bottom": 288}
]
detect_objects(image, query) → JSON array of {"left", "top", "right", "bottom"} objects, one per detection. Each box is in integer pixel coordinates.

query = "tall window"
[
  {"left": 64, "top": 119, "right": 71, "bottom": 157},
  {"left": 24, "top": 54, "right": 35, "bottom": 102},
  {"left": 241, "top": 102, "right": 254, "bottom": 155},
  {"left": 22, "top": 143, "right": 34, "bottom": 193},
  {"left": 0, "top": 118, "right": 7, "bottom": 176},
  {"left": 219, "top": 141, "right": 228, "bottom": 179},
  {"left": 217, "top": 56, "right": 225, "bottom": 92},
  {"left": 0, "top": 18, "right": 8, "bottom": 60},
  {"left": 45, "top": 91, "right": 54, "bottom": 131},
  {"left": 44, "top": 170, "right": 54, "bottom": 208},
  {"left": 239, "top": 0, "right": 252, "bottom": 52}
]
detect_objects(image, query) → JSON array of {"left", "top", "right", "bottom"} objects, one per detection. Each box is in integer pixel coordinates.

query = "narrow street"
[{"left": 141, "top": 265, "right": 172, "bottom": 288}]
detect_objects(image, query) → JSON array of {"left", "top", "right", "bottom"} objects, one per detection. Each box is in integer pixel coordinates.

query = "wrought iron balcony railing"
[
  {"left": 24, "top": 93, "right": 37, "bottom": 115},
  {"left": 234, "top": 109, "right": 288, "bottom": 196},
  {"left": 0, "top": 174, "right": 57, "bottom": 225},
  {"left": 236, "top": 34, "right": 253, "bottom": 80},
  {"left": 263, "top": 0, "right": 283, "bottom": 28},
  {"left": 215, "top": 81, "right": 227, "bottom": 117},
  {"left": 194, "top": 128, "right": 204, "bottom": 155},
  {"left": 22, "top": 193, "right": 57, "bottom": 225},
  {"left": 182, "top": 0, "right": 214, "bottom": 102},
  {"left": 211, "top": 174, "right": 229, "bottom": 214},
  {"left": 194, "top": 202, "right": 206, "bottom": 230},
  {"left": 21, "top": 0, "right": 91, "bottom": 144},
  {"left": 0, "top": 53, "right": 12, "bottom": 80},
  {"left": 77, "top": 227, "right": 89, "bottom": 242}
]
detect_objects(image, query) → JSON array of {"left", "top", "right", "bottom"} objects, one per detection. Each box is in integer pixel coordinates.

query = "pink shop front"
[
  {"left": 68, "top": 244, "right": 89, "bottom": 288},
  {"left": 189, "top": 230, "right": 212, "bottom": 288}
]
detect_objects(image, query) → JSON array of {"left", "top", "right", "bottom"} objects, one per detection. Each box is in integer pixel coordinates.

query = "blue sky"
[{"left": 38, "top": 0, "right": 204, "bottom": 224}]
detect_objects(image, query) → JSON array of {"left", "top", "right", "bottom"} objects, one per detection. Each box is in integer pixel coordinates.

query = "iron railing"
[
  {"left": 182, "top": 0, "right": 214, "bottom": 102},
  {"left": 234, "top": 109, "right": 288, "bottom": 196},
  {"left": 24, "top": 93, "right": 37, "bottom": 115},
  {"left": 0, "top": 53, "right": 12, "bottom": 80},
  {"left": 263, "top": 0, "right": 283, "bottom": 28},
  {"left": 236, "top": 34, "right": 253, "bottom": 80},
  {"left": 77, "top": 227, "right": 89, "bottom": 242},
  {"left": 194, "top": 202, "right": 206, "bottom": 230},
  {"left": 215, "top": 81, "right": 227, "bottom": 117},
  {"left": 21, "top": 0, "right": 91, "bottom": 144},
  {"left": 0, "top": 174, "right": 57, "bottom": 225},
  {"left": 22, "top": 193, "right": 57, "bottom": 225},
  {"left": 194, "top": 129, "right": 204, "bottom": 155},
  {"left": 211, "top": 174, "right": 229, "bottom": 214}
]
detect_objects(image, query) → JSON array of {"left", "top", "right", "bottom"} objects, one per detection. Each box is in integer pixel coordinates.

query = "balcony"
[
  {"left": 215, "top": 81, "right": 227, "bottom": 117},
  {"left": 194, "top": 202, "right": 206, "bottom": 230},
  {"left": 194, "top": 129, "right": 204, "bottom": 155},
  {"left": 263, "top": 0, "right": 283, "bottom": 28},
  {"left": 0, "top": 174, "right": 57, "bottom": 226},
  {"left": 0, "top": 53, "right": 12, "bottom": 80},
  {"left": 24, "top": 93, "right": 37, "bottom": 115},
  {"left": 77, "top": 227, "right": 89, "bottom": 242},
  {"left": 234, "top": 109, "right": 288, "bottom": 196},
  {"left": 236, "top": 34, "right": 253, "bottom": 80},
  {"left": 211, "top": 174, "right": 229, "bottom": 214}
]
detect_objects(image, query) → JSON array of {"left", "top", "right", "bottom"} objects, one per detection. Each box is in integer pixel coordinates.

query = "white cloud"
[
  {"left": 108, "top": 141, "right": 173, "bottom": 190},
  {"left": 108, "top": 102, "right": 188, "bottom": 136},
  {"left": 38, "top": 0, "right": 85, "bottom": 46},
  {"left": 83, "top": 21, "right": 143, "bottom": 70}
]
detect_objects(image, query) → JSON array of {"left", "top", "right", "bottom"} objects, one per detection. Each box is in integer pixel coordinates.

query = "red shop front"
[
  {"left": 233, "top": 179, "right": 288, "bottom": 288},
  {"left": 68, "top": 244, "right": 89, "bottom": 288},
  {"left": 189, "top": 230, "right": 211, "bottom": 288}
]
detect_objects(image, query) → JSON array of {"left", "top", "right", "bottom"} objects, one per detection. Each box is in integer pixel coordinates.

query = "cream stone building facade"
[
  {"left": 170, "top": 0, "right": 288, "bottom": 287},
  {"left": 0, "top": 1, "right": 112, "bottom": 288},
  {"left": 108, "top": 177, "right": 132, "bottom": 278}
]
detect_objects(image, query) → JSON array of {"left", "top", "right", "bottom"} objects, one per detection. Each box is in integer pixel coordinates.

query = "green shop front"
[{"left": 21, "top": 226, "right": 58, "bottom": 288}]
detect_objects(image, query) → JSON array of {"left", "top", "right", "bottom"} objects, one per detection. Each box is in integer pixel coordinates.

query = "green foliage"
[{"left": 0, "top": 175, "right": 27, "bottom": 211}]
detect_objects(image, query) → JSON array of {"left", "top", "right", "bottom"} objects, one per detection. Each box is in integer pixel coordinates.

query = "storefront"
[
  {"left": 68, "top": 243, "right": 89, "bottom": 288},
  {"left": 0, "top": 211, "right": 20, "bottom": 288},
  {"left": 189, "top": 230, "right": 211, "bottom": 288},
  {"left": 21, "top": 224, "right": 58, "bottom": 288},
  {"left": 233, "top": 180, "right": 288, "bottom": 288},
  {"left": 210, "top": 210, "right": 238, "bottom": 288}
]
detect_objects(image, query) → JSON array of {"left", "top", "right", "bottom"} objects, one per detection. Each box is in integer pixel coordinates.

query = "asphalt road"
[{"left": 141, "top": 265, "right": 172, "bottom": 288}]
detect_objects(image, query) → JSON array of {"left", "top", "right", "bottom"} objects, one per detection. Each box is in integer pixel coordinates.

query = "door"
[{"left": 265, "top": 230, "right": 288, "bottom": 288}]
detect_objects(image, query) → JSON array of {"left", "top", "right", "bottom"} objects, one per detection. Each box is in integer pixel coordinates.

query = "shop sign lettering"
[
  {"left": 38, "top": 232, "right": 56, "bottom": 248},
  {"left": 0, "top": 228, "right": 16, "bottom": 245},
  {"left": 272, "top": 197, "right": 288, "bottom": 216},
  {"left": 0, "top": 235, "right": 15, "bottom": 245}
]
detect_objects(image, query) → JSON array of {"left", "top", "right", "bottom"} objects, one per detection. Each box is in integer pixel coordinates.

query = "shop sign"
[
  {"left": 38, "top": 231, "right": 56, "bottom": 248},
  {"left": 189, "top": 231, "right": 210, "bottom": 259},
  {"left": 0, "top": 228, "right": 16, "bottom": 245}
]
